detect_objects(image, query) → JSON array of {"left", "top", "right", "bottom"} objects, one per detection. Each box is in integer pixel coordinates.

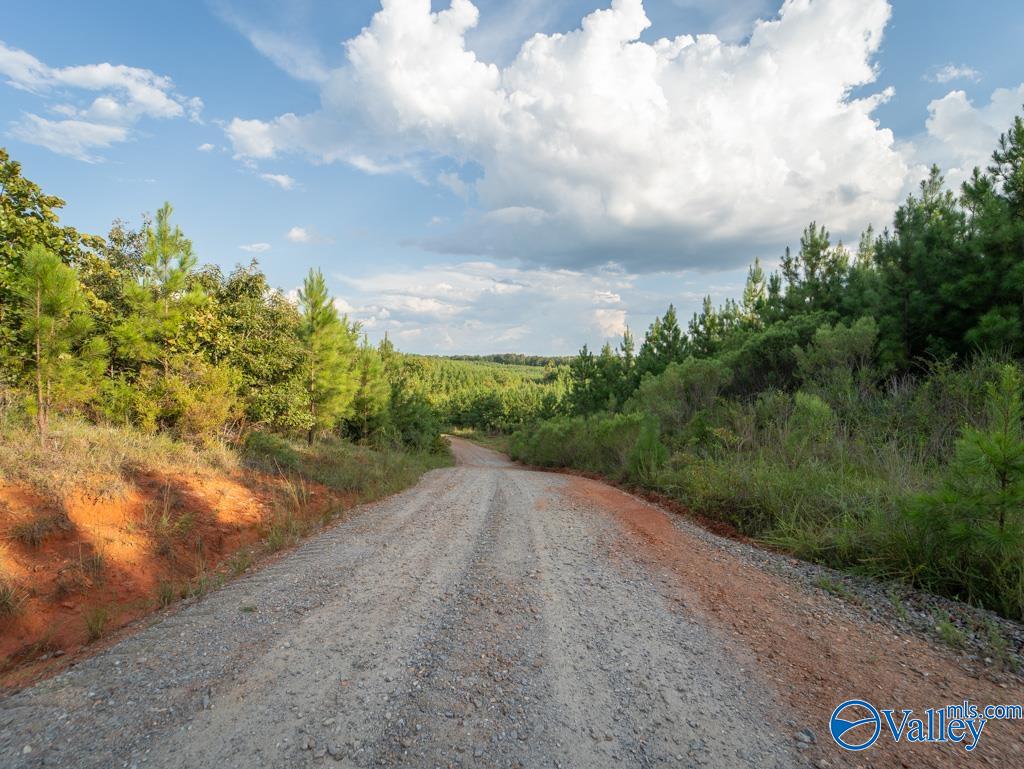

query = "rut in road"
[{"left": 0, "top": 438, "right": 801, "bottom": 768}]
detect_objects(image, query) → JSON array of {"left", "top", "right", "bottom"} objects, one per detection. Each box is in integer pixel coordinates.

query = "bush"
[
  {"left": 901, "top": 364, "right": 1024, "bottom": 618},
  {"left": 785, "top": 391, "right": 837, "bottom": 460},
  {"left": 161, "top": 358, "right": 241, "bottom": 444},
  {"left": 510, "top": 412, "right": 646, "bottom": 479},
  {"left": 629, "top": 357, "right": 732, "bottom": 440}
]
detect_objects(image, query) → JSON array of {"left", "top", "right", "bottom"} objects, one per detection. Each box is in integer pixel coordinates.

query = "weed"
[
  {"left": 887, "top": 588, "right": 910, "bottom": 623},
  {"left": 814, "top": 574, "right": 853, "bottom": 600},
  {"left": 0, "top": 578, "right": 24, "bottom": 617},
  {"left": 78, "top": 545, "right": 105, "bottom": 579},
  {"left": 156, "top": 580, "right": 179, "bottom": 608},
  {"left": 84, "top": 606, "right": 109, "bottom": 642},
  {"left": 227, "top": 550, "right": 254, "bottom": 576},
  {"left": 934, "top": 614, "right": 966, "bottom": 648},
  {"left": 982, "top": 619, "right": 1012, "bottom": 670},
  {"left": 264, "top": 509, "right": 305, "bottom": 552},
  {"left": 11, "top": 513, "right": 68, "bottom": 549},
  {"left": 239, "top": 604, "right": 257, "bottom": 613}
]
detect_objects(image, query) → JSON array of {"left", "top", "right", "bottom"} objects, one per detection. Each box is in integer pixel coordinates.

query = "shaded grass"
[{"left": 10, "top": 513, "right": 69, "bottom": 549}]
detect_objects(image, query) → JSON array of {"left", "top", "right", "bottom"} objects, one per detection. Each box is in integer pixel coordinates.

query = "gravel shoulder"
[{"left": 0, "top": 438, "right": 1020, "bottom": 768}]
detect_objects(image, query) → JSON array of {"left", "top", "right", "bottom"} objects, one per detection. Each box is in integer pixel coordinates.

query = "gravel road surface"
[{"left": 1, "top": 438, "right": 1019, "bottom": 768}]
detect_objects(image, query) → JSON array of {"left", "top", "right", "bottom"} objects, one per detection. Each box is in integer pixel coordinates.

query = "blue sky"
[{"left": 1, "top": 0, "right": 1022, "bottom": 354}]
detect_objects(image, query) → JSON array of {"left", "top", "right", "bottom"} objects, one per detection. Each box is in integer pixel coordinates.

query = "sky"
[{"left": 1, "top": 0, "right": 1023, "bottom": 355}]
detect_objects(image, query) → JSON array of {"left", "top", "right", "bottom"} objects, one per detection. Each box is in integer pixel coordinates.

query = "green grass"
[
  {"left": 814, "top": 574, "right": 853, "bottom": 600},
  {"left": 84, "top": 606, "right": 110, "bottom": 642},
  {"left": 245, "top": 433, "right": 451, "bottom": 502},
  {"left": 155, "top": 580, "right": 180, "bottom": 608},
  {"left": 934, "top": 614, "right": 966, "bottom": 648}
]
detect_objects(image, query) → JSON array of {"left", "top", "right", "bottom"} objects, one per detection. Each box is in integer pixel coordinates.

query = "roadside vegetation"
[
  {"left": 511, "top": 109, "right": 1024, "bottom": 622},
  {"left": 0, "top": 146, "right": 455, "bottom": 670}
]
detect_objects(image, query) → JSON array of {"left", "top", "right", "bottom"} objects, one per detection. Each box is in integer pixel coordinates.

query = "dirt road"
[{"left": 1, "top": 438, "right": 1020, "bottom": 768}]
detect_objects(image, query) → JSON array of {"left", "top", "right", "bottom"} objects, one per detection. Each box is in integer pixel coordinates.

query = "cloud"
[
  {"left": 239, "top": 242, "right": 272, "bottom": 253},
  {"left": 929, "top": 64, "right": 981, "bottom": 84},
  {"left": 223, "top": 0, "right": 914, "bottom": 270},
  {"left": 917, "top": 83, "right": 1024, "bottom": 188},
  {"left": 214, "top": 3, "right": 330, "bottom": 83},
  {"left": 197, "top": 142, "right": 215, "bottom": 151},
  {"left": 286, "top": 226, "right": 311, "bottom": 243},
  {"left": 9, "top": 114, "right": 127, "bottom": 163},
  {"left": 259, "top": 172, "right": 297, "bottom": 190},
  {"left": 593, "top": 308, "right": 627, "bottom": 337},
  {"left": 329, "top": 259, "right": 653, "bottom": 353},
  {"left": 0, "top": 40, "right": 201, "bottom": 161}
]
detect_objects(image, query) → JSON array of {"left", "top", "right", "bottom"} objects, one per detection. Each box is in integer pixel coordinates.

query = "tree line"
[
  {"left": 513, "top": 108, "right": 1024, "bottom": 620},
  {"left": 0, "top": 152, "right": 440, "bottom": 449}
]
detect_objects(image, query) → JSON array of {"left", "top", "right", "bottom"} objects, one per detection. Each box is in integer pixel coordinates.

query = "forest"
[
  {"left": 511, "top": 109, "right": 1024, "bottom": 622},
  {"left": 0, "top": 147, "right": 562, "bottom": 453}
]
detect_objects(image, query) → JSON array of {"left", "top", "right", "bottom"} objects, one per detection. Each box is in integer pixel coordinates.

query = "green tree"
[
  {"left": 350, "top": 335, "right": 390, "bottom": 441},
  {"left": 112, "top": 202, "right": 205, "bottom": 375},
  {"left": 907, "top": 365, "right": 1024, "bottom": 617},
  {"left": 0, "top": 149, "right": 97, "bottom": 381},
  {"left": 636, "top": 305, "right": 686, "bottom": 379},
  {"left": 297, "top": 268, "right": 358, "bottom": 443},
  {"left": 13, "top": 245, "right": 106, "bottom": 435}
]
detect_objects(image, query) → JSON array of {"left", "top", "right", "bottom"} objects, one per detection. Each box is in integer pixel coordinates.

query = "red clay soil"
[
  {"left": 0, "top": 469, "right": 343, "bottom": 690},
  {"left": 564, "top": 476, "right": 1024, "bottom": 769}
]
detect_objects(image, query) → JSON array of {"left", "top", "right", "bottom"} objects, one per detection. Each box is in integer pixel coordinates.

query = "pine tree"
[
  {"left": 350, "top": 335, "right": 390, "bottom": 441},
  {"left": 113, "top": 202, "right": 204, "bottom": 375},
  {"left": 14, "top": 245, "right": 106, "bottom": 435},
  {"left": 298, "top": 269, "right": 359, "bottom": 444},
  {"left": 637, "top": 305, "right": 686, "bottom": 378},
  {"left": 908, "top": 365, "right": 1024, "bottom": 617},
  {"left": 741, "top": 257, "right": 767, "bottom": 327}
]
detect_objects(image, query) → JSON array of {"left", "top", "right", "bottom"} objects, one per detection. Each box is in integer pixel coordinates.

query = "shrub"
[
  {"left": 161, "top": 358, "right": 241, "bottom": 444},
  {"left": 901, "top": 364, "right": 1024, "bottom": 618},
  {"left": 629, "top": 357, "right": 732, "bottom": 439},
  {"left": 626, "top": 417, "right": 667, "bottom": 485},
  {"left": 785, "top": 391, "right": 836, "bottom": 460}
]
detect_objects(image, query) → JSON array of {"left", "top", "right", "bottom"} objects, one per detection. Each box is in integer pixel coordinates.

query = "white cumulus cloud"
[
  {"left": 0, "top": 40, "right": 202, "bottom": 161},
  {"left": 259, "top": 172, "right": 297, "bottom": 190},
  {"left": 918, "top": 84, "right": 1024, "bottom": 189},
  {"left": 224, "top": 0, "right": 913, "bottom": 270},
  {"left": 286, "top": 226, "right": 311, "bottom": 243},
  {"left": 239, "top": 242, "right": 272, "bottom": 253}
]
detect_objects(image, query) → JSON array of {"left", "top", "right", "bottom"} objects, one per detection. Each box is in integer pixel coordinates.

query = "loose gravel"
[{"left": 0, "top": 440, "right": 808, "bottom": 768}]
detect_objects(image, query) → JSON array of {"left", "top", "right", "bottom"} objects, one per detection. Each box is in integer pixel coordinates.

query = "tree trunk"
[{"left": 34, "top": 282, "right": 46, "bottom": 437}]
